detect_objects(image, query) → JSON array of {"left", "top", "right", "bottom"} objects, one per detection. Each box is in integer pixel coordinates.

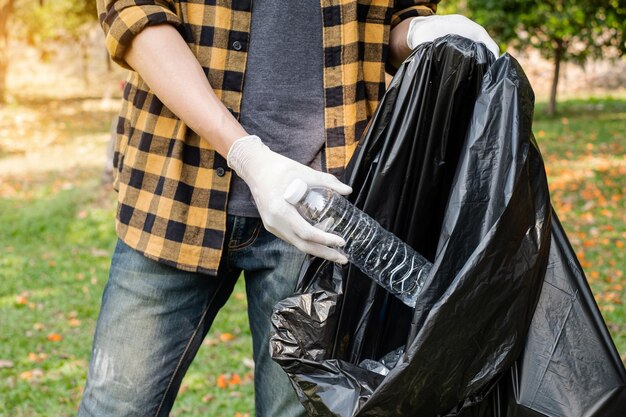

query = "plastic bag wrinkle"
[{"left": 270, "top": 35, "right": 626, "bottom": 417}]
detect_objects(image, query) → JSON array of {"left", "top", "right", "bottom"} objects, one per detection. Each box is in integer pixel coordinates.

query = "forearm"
[
  {"left": 388, "top": 17, "right": 414, "bottom": 70},
  {"left": 124, "top": 24, "right": 247, "bottom": 158}
]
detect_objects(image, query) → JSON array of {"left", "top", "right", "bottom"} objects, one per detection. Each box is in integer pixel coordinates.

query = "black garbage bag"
[{"left": 270, "top": 35, "right": 626, "bottom": 417}]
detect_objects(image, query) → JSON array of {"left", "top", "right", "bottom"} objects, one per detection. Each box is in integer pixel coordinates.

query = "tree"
[
  {"left": 0, "top": 0, "right": 13, "bottom": 104},
  {"left": 467, "top": 0, "right": 626, "bottom": 115}
]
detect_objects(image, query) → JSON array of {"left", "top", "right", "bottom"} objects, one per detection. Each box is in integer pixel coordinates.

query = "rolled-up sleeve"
[
  {"left": 391, "top": 1, "right": 439, "bottom": 29},
  {"left": 97, "top": 0, "right": 182, "bottom": 69}
]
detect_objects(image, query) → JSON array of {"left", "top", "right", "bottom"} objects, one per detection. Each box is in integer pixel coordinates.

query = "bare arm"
[
  {"left": 388, "top": 17, "right": 414, "bottom": 70},
  {"left": 124, "top": 24, "right": 248, "bottom": 158}
]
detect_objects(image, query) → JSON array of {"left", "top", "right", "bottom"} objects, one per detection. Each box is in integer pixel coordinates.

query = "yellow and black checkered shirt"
[{"left": 97, "top": 0, "right": 439, "bottom": 275}]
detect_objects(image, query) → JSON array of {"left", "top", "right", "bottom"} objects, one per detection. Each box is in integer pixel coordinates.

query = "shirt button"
[
  {"left": 216, "top": 167, "right": 226, "bottom": 177},
  {"left": 232, "top": 41, "right": 243, "bottom": 51}
]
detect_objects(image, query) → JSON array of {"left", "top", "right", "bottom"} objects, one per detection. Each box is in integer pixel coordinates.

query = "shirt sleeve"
[
  {"left": 97, "top": 0, "right": 182, "bottom": 69},
  {"left": 391, "top": 1, "right": 439, "bottom": 29}
]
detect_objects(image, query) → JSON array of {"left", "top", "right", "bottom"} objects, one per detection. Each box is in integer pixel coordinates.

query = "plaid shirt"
[{"left": 98, "top": 0, "right": 439, "bottom": 275}]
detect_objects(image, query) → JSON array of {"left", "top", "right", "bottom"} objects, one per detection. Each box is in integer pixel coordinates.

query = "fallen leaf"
[
  {"left": 216, "top": 374, "right": 228, "bottom": 389},
  {"left": 20, "top": 370, "right": 34, "bottom": 380},
  {"left": 242, "top": 358, "right": 255, "bottom": 370},
  {"left": 47, "top": 333, "right": 63, "bottom": 342},
  {"left": 600, "top": 304, "right": 615, "bottom": 313},
  {"left": 0, "top": 359, "right": 14, "bottom": 369},
  {"left": 229, "top": 373, "right": 241, "bottom": 387},
  {"left": 203, "top": 337, "right": 218, "bottom": 347},
  {"left": 27, "top": 352, "right": 48, "bottom": 363},
  {"left": 19, "top": 368, "right": 43, "bottom": 380},
  {"left": 69, "top": 318, "right": 81, "bottom": 327},
  {"left": 90, "top": 248, "right": 109, "bottom": 257},
  {"left": 219, "top": 333, "right": 235, "bottom": 343},
  {"left": 604, "top": 292, "right": 623, "bottom": 305}
]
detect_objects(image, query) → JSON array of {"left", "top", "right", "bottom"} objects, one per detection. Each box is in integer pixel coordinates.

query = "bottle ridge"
[{"left": 285, "top": 179, "right": 432, "bottom": 307}]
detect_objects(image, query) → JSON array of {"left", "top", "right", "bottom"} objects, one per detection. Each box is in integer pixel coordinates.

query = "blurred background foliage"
[
  {"left": 1, "top": 0, "right": 97, "bottom": 103},
  {"left": 441, "top": 0, "right": 626, "bottom": 114}
]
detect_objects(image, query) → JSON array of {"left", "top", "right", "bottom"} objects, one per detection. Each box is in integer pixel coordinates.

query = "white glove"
[
  {"left": 407, "top": 14, "right": 500, "bottom": 58},
  {"left": 227, "top": 135, "right": 351, "bottom": 264}
]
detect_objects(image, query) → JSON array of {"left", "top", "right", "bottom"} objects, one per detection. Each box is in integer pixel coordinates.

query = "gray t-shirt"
[{"left": 226, "top": 0, "right": 325, "bottom": 218}]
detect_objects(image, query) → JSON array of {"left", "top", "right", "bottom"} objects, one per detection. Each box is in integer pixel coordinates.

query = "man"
[{"left": 79, "top": 1, "right": 498, "bottom": 416}]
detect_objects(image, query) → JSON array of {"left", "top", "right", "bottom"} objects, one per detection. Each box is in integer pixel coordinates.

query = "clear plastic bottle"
[{"left": 284, "top": 179, "right": 432, "bottom": 308}]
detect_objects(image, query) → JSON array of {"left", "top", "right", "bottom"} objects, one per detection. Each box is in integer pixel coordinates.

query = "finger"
[
  {"left": 485, "top": 39, "right": 500, "bottom": 59},
  {"left": 270, "top": 224, "right": 348, "bottom": 264},
  {"left": 290, "top": 212, "right": 346, "bottom": 248},
  {"left": 472, "top": 25, "right": 500, "bottom": 59},
  {"left": 306, "top": 171, "right": 352, "bottom": 195},
  {"left": 291, "top": 237, "right": 349, "bottom": 264},
  {"left": 323, "top": 175, "right": 353, "bottom": 195}
]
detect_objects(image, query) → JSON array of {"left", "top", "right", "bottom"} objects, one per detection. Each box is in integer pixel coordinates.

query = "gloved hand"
[
  {"left": 407, "top": 14, "right": 499, "bottom": 58},
  {"left": 227, "top": 135, "right": 351, "bottom": 264}
]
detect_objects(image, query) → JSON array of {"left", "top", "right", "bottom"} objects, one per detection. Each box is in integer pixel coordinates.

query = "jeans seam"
[
  {"left": 228, "top": 219, "right": 262, "bottom": 251},
  {"left": 153, "top": 278, "right": 229, "bottom": 417}
]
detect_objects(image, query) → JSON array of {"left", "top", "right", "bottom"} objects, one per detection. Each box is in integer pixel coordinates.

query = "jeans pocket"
[{"left": 228, "top": 217, "right": 263, "bottom": 251}]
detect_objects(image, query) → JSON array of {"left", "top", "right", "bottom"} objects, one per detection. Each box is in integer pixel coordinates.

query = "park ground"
[{"left": 0, "top": 41, "right": 624, "bottom": 416}]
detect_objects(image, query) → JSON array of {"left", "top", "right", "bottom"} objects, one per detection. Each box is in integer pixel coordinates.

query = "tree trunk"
[
  {"left": 0, "top": 0, "right": 13, "bottom": 105},
  {"left": 81, "top": 40, "right": 90, "bottom": 87},
  {"left": 105, "top": 48, "right": 112, "bottom": 72},
  {"left": 548, "top": 42, "right": 564, "bottom": 117}
]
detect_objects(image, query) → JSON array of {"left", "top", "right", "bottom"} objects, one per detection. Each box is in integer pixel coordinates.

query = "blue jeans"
[{"left": 78, "top": 215, "right": 308, "bottom": 417}]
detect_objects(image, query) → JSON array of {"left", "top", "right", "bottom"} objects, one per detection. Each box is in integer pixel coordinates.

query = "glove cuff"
[
  {"left": 406, "top": 16, "right": 430, "bottom": 50},
  {"left": 226, "top": 134, "right": 267, "bottom": 177}
]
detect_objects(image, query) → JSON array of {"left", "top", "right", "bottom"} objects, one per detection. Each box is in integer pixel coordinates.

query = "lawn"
[{"left": 0, "top": 95, "right": 624, "bottom": 416}]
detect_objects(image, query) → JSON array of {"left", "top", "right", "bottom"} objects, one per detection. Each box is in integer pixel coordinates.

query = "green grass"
[
  {"left": 0, "top": 169, "right": 255, "bottom": 416},
  {"left": 0, "top": 96, "right": 625, "bottom": 416},
  {"left": 534, "top": 97, "right": 626, "bottom": 356}
]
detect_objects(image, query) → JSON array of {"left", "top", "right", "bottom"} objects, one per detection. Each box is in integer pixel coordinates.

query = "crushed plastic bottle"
[{"left": 284, "top": 179, "right": 432, "bottom": 307}]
